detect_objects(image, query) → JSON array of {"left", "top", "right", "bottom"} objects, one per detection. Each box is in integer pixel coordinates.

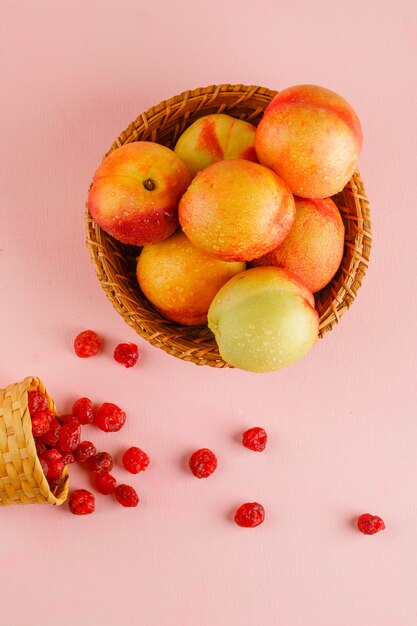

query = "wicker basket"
[
  {"left": 0, "top": 377, "right": 69, "bottom": 505},
  {"left": 86, "top": 84, "right": 372, "bottom": 368}
]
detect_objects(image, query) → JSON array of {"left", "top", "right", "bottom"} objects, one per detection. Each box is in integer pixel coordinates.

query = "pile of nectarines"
[{"left": 88, "top": 84, "right": 362, "bottom": 372}]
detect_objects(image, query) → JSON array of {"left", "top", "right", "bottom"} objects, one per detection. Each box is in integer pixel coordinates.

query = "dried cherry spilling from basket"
[
  {"left": 357, "top": 513, "right": 385, "bottom": 535},
  {"left": 69, "top": 489, "right": 95, "bottom": 515},
  {"left": 74, "top": 441, "right": 97, "bottom": 464},
  {"left": 234, "top": 502, "right": 265, "bottom": 528},
  {"left": 72, "top": 397, "right": 95, "bottom": 425},
  {"left": 242, "top": 427, "right": 268, "bottom": 452},
  {"left": 189, "top": 448, "right": 217, "bottom": 479},
  {"left": 113, "top": 343, "right": 139, "bottom": 368},
  {"left": 122, "top": 447, "right": 150, "bottom": 474},
  {"left": 88, "top": 452, "right": 113, "bottom": 474},
  {"left": 31, "top": 411, "right": 51, "bottom": 438},
  {"left": 73, "top": 330, "right": 101, "bottom": 358},
  {"left": 95, "top": 403, "right": 126, "bottom": 432},
  {"left": 41, "top": 418, "right": 61, "bottom": 448},
  {"left": 59, "top": 421, "right": 81, "bottom": 452},
  {"left": 28, "top": 391, "right": 48, "bottom": 416},
  {"left": 95, "top": 472, "right": 117, "bottom": 495},
  {"left": 115, "top": 484, "right": 139, "bottom": 507}
]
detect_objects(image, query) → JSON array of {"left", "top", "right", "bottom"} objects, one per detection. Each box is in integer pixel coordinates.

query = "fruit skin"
[
  {"left": 357, "top": 513, "right": 385, "bottom": 535},
  {"left": 208, "top": 266, "right": 319, "bottom": 373},
  {"left": 88, "top": 142, "right": 191, "bottom": 246},
  {"left": 115, "top": 484, "right": 139, "bottom": 507},
  {"left": 189, "top": 448, "right": 217, "bottom": 478},
  {"left": 41, "top": 418, "right": 61, "bottom": 447},
  {"left": 252, "top": 197, "right": 345, "bottom": 293},
  {"left": 234, "top": 502, "right": 265, "bottom": 528},
  {"left": 74, "top": 330, "right": 101, "bottom": 358},
  {"left": 174, "top": 113, "right": 258, "bottom": 178},
  {"left": 69, "top": 489, "right": 95, "bottom": 515},
  {"left": 179, "top": 159, "right": 295, "bottom": 262},
  {"left": 113, "top": 343, "right": 139, "bottom": 368},
  {"left": 242, "top": 427, "right": 267, "bottom": 452},
  {"left": 28, "top": 391, "right": 48, "bottom": 416},
  {"left": 31, "top": 411, "right": 51, "bottom": 437},
  {"left": 122, "top": 447, "right": 150, "bottom": 474},
  {"left": 88, "top": 452, "right": 113, "bottom": 474},
  {"left": 59, "top": 421, "right": 81, "bottom": 452},
  {"left": 255, "top": 84, "right": 362, "bottom": 199},
  {"left": 61, "top": 453, "right": 75, "bottom": 465},
  {"left": 74, "top": 441, "right": 97, "bottom": 464},
  {"left": 72, "top": 397, "right": 95, "bottom": 425},
  {"left": 95, "top": 472, "right": 117, "bottom": 495},
  {"left": 137, "top": 230, "right": 245, "bottom": 325},
  {"left": 40, "top": 449, "right": 64, "bottom": 481},
  {"left": 95, "top": 403, "right": 126, "bottom": 432}
]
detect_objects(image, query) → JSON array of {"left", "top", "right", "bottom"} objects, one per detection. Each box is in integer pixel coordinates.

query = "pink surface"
[{"left": 1, "top": 1, "right": 417, "bottom": 624}]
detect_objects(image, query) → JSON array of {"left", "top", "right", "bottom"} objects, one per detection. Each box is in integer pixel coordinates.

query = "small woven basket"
[
  {"left": 0, "top": 377, "right": 69, "bottom": 506},
  {"left": 86, "top": 84, "right": 372, "bottom": 368}
]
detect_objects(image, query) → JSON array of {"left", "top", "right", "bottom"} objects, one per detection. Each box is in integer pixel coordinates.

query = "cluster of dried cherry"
[{"left": 29, "top": 389, "right": 149, "bottom": 515}]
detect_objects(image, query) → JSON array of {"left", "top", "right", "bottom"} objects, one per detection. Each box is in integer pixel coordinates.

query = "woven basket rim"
[
  {"left": 0, "top": 376, "right": 69, "bottom": 506},
  {"left": 85, "top": 83, "right": 372, "bottom": 368}
]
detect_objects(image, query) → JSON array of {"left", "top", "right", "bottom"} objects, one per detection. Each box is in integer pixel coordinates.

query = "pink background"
[{"left": 1, "top": 1, "right": 417, "bottom": 624}]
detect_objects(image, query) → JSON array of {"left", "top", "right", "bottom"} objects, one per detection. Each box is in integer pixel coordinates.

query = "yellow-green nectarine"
[
  {"left": 208, "top": 267, "right": 319, "bottom": 372},
  {"left": 174, "top": 114, "right": 258, "bottom": 177}
]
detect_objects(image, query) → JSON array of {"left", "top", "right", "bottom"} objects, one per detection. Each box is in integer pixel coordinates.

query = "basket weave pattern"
[
  {"left": 0, "top": 377, "right": 68, "bottom": 505},
  {"left": 86, "top": 84, "right": 372, "bottom": 368}
]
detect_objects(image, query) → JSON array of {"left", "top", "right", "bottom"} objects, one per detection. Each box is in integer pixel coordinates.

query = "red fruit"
[
  {"left": 73, "top": 330, "right": 101, "bottom": 358},
  {"left": 40, "top": 448, "right": 62, "bottom": 464},
  {"left": 61, "top": 453, "right": 75, "bottom": 465},
  {"left": 242, "top": 427, "right": 268, "bottom": 452},
  {"left": 357, "top": 513, "right": 386, "bottom": 535},
  {"left": 27, "top": 391, "right": 48, "bottom": 416},
  {"left": 40, "top": 450, "right": 64, "bottom": 481},
  {"left": 234, "top": 502, "right": 265, "bottom": 528},
  {"left": 95, "top": 472, "right": 117, "bottom": 495},
  {"left": 31, "top": 411, "right": 51, "bottom": 438},
  {"left": 115, "top": 484, "right": 139, "bottom": 507},
  {"left": 72, "top": 397, "right": 94, "bottom": 425},
  {"left": 60, "top": 413, "right": 78, "bottom": 424},
  {"left": 113, "top": 343, "right": 139, "bottom": 368},
  {"left": 48, "top": 478, "right": 60, "bottom": 491},
  {"left": 39, "top": 458, "right": 49, "bottom": 476},
  {"left": 88, "top": 452, "right": 113, "bottom": 474},
  {"left": 74, "top": 441, "right": 97, "bottom": 463},
  {"left": 95, "top": 403, "right": 126, "bottom": 432},
  {"left": 69, "top": 489, "right": 95, "bottom": 515},
  {"left": 122, "top": 447, "right": 150, "bottom": 474},
  {"left": 44, "top": 409, "right": 56, "bottom": 423},
  {"left": 59, "top": 421, "right": 81, "bottom": 452},
  {"left": 35, "top": 439, "right": 46, "bottom": 456},
  {"left": 189, "top": 448, "right": 217, "bottom": 478},
  {"left": 47, "top": 460, "right": 64, "bottom": 481},
  {"left": 41, "top": 419, "right": 61, "bottom": 447}
]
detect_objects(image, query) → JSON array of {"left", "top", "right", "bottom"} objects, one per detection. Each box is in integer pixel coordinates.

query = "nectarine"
[
  {"left": 179, "top": 159, "right": 295, "bottom": 262},
  {"left": 174, "top": 114, "right": 258, "bottom": 177},
  {"left": 255, "top": 84, "right": 362, "bottom": 198},
  {"left": 252, "top": 197, "right": 345, "bottom": 293},
  {"left": 88, "top": 142, "right": 191, "bottom": 246},
  {"left": 136, "top": 230, "right": 245, "bottom": 325},
  {"left": 208, "top": 267, "right": 319, "bottom": 372}
]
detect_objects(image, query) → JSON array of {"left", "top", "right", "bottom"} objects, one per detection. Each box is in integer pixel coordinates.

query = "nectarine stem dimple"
[{"left": 143, "top": 178, "right": 155, "bottom": 191}]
